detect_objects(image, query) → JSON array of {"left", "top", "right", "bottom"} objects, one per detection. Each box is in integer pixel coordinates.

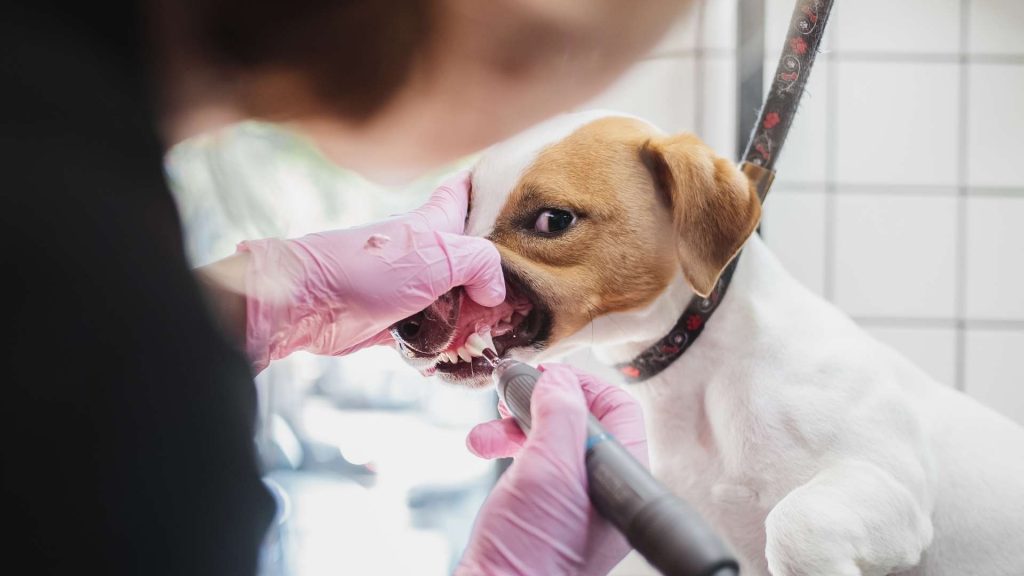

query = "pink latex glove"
[
  {"left": 458, "top": 364, "right": 649, "bottom": 576},
  {"left": 238, "top": 172, "right": 505, "bottom": 372}
]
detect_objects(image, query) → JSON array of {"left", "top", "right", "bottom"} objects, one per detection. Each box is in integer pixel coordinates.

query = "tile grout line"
[
  {"left": 823, "top": 44, "right": 839, "bottom": 303},
  {"left": 760, "top": 182, "right": 1024, "bottom": 197},
  {"left": 852, "top": 317, "right": 1024, "bottom": 330},
  {"left": 953, "top": 0, "right": 971, "bottom": 392},
  {"left": 645, "top": 47, "right": 736, "bottom": 62},
  {"left": 827, "top": 51, "right": 1024, "bottom": 65}
]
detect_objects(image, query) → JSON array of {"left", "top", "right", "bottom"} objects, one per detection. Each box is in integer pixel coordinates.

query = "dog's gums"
[{"left": 395, "top": 276, "right": 548, "bottom": 387}]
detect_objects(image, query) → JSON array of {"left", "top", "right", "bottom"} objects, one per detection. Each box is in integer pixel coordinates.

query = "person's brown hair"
[{"left": 190, "top": 0, "right": 433, "bottom": 121}]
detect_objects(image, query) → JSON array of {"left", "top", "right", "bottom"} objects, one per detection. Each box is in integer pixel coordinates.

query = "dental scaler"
[{"left": 481, "top": 348, "right": 739, "bottom": 576}]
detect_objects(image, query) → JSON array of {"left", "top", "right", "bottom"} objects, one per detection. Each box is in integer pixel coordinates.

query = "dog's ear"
[{"left": 641, "top": 133, "right": 761, "bottom": 297}]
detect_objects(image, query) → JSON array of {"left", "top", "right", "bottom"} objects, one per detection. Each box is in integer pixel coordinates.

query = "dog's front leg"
[{"left": 764, "top": 460, "right": 934, "bottom": 576}]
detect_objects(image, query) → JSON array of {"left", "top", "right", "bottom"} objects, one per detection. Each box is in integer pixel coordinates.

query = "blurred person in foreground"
[{"left": 2, "top": 1, "right": 693, "bottom": 574}]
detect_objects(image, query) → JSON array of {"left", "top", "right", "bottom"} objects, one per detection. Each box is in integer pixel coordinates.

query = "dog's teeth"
[
  {"left": 457, "top": 346, "right": 472, "bottom": 362},
  {"left": 465, "top": 333, "right": 487, "bottom": 356},
  {"left": 502, "top": 314, "right": 513, "bottom": 324},
  {"left": 441, "top": 351, "right": 453, "bottom": 363},
  {"left": 481, "top": 331, "right": 495, "bottom": 353}
]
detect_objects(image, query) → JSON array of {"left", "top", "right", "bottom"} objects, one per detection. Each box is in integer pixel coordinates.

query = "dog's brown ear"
[{"left": 641, "top": 133, "right": 761, "bottom": 297}]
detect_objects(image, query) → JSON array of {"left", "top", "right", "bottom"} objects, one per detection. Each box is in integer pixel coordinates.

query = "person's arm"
[
  {"left": 196, "top": 252, "right": 251, "bottom": 348},
  {"left": 195, "top": 172, "right": 505, "bottom": 373}
]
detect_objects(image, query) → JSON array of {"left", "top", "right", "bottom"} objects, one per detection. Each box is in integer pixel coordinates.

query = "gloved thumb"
[
  {"left": 414, "top": 171, "right": 472, "bottom": 233},
  {"left": 436, "top": 231, "right": 506, "bottom": 307}
]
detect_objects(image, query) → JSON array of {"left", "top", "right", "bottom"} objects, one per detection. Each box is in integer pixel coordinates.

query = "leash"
[{"left": 616, "top": 0, "right": 836, "bottom": 383}]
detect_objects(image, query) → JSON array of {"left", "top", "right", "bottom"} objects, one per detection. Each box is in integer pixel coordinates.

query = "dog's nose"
[
  {"left": 389, "top": 289, "right": 463, "bottom": 357},
  {"left": 395, "top": 311, "right": 425, "bottom": 342}
]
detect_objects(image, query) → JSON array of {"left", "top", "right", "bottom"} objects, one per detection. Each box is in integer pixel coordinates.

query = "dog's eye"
[{"left": 534, "top": 209, "right": 576, "bottom": 235}]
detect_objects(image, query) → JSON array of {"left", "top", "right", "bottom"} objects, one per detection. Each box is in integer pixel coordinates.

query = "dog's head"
[{"left": 392, "top": 111, "right": 761, "bottom": 387}]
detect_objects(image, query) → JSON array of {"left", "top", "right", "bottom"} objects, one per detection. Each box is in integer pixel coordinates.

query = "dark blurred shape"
[
  {"left": 2, "top": 2, "right": 275, "bottom": 574},
  {"left": 189, "top": 0, "right": 432, "bottom": 120}
]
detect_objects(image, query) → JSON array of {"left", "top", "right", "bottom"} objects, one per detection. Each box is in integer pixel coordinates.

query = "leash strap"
[
  {"left": 742, "top": 0, "right": 835, "bottom": 175},
  {"left": 616, "top": 0, "right": 835, "bottom": 383}
]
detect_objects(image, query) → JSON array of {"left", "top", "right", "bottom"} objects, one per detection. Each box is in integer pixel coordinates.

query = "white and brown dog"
[{"left": 392, "top": 111, "right": 1024, "bottom": 575}]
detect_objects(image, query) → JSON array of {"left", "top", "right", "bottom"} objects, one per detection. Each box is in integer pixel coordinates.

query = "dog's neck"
[
  {"left": 543, "top": 269, "right": 696, "bottom": 365},
  {"left": 614, "top": 258, "right": 739, "bottom": 382},
  {"left": 546, "top": 235, "right": 771, "bottom": 374}
]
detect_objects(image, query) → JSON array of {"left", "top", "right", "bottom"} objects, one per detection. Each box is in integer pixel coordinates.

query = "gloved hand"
[
  {"left": 239, "top": 172, "right": 505, "bottom": 372},
  {"left": 458, "top": 364, "right": 648, "bottom": 576}
]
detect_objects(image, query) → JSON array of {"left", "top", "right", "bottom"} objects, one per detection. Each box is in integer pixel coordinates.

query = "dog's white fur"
[{"left": 470, "top": 112, "right": 1024, "bottom": 575}]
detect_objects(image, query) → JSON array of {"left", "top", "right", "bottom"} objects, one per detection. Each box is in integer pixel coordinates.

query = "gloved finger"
[
  {"left": 562, "top": 364, "right": 648, "bottom": 465},
  {"left": 414, "top": 171, "right": 472, "bottom": 234},
  {"left": 361, "top": 330, "right": 397, "bottom": 349},
  {"left": 497, "top": 398, "right": 512, "bottom": 419},
  {"left": 466, "top": 417, "right": 526, "bottom": 459},
  {"left": 323, "top": 329, "right": 397, "bottom": 357},
  {"left": 564, "top": 364, "right": 645, "bottom": 428},
  {"left": 524, "top": 365, "right": 589, "bottom": 468},
  {"left": 436, "top": 232, "right": 506, "bottom": 307}
]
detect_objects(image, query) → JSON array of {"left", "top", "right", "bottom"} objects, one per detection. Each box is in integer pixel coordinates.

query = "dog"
[{"left": 391, "top": 111, "right": 1024, "bottom": 575}]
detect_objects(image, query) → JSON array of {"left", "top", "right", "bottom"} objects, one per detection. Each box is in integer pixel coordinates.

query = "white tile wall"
[
  {"left": 969, "top": 0, "right": 1024, "bottom": 55},
  {"left": 965, "top": 197, "right": 1024, "bottom": 320},
  {"left": 702, "top": 55, "right": 738, "bottom": 156},
  {"left": 864, "top": 325, "right": 958, "bottom": 386},
  {"left": 835, "top": 62, "right": 960, "bottom": 186},
  {"left": 701, "top": 0, "right": 738, "bottom": 51},
  {"left": 761, "top": 190, "right": 827, "bottom": 296},
  {"left": 833, "top": 195, "right": 958, "bottom": 318},
  {"left": 967, "top": 64, "right": 1024, "bottom": 189},
  {"left": 583, "top": 58, "right": 697, "bottom": 134},
  {"left": 831, "top": 0, "right": 961, "bottom": 54},
  {"left": 965, "top": 329, "right": 1024, "bottom": 424}
]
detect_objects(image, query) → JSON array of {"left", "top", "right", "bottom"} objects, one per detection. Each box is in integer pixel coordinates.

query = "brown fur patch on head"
[
  {"left": 487, "top": 117, "right": 679, "bottom": 342},
  {"left": 641, "top": 133, "right": 761, "bottom": 296}
]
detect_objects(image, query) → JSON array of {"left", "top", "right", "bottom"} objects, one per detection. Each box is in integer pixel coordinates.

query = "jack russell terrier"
[{"left": 391, "top": 111, "right": 1024, "bottom": 575}]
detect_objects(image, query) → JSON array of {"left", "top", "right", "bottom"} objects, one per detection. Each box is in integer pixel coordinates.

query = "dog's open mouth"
[{"left": 391, "top": 272, "right": 550, "bottom": 387}]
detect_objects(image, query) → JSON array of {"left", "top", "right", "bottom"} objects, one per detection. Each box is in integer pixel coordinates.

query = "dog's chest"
[{"left": 630, "top": 378, "right": 792, "bottom": 571}]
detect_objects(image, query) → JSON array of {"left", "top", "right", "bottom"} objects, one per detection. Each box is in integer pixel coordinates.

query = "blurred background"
[{"left": 166, "top": 1, "right": 1023, "bottom": 574}]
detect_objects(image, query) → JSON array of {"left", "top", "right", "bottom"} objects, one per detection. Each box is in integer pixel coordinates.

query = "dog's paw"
[
  {"left": 764, "top": 461, "right": 932, "bottom": 576},
  {"left": 764, "top": 493, "right": 865, "bottom": 576}
]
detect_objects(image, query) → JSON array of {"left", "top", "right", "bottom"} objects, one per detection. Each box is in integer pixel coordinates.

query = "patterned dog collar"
[{"left": 615, "top": 256, "right": 739, "bottom": 383}]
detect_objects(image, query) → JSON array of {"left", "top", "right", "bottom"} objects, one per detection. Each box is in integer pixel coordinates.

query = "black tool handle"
[{"left": 496, "top": 361, "right": 739, "bottom": 576}]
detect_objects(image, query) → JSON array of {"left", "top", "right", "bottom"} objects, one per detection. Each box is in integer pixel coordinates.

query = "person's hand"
[
  {"left": 238, "top": 172, "right": 504, "bottom": 372},
  {"left": 458, "top": 364, "right": 648, "bottom": 575}
]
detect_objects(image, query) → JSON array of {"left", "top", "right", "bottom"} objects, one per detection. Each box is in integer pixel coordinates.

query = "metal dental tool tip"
[{"left": 482, "top": 348, "right": 500, "bottom": 367}]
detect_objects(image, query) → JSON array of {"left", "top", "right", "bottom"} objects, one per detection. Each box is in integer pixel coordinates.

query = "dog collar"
[{"left": 614, "top": 256, "right": 739, "bottom": 383}]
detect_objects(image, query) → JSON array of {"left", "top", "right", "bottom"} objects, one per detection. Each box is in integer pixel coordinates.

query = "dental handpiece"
[{"left": 482, "top": 349, "right": 739, "bottom": 576}]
